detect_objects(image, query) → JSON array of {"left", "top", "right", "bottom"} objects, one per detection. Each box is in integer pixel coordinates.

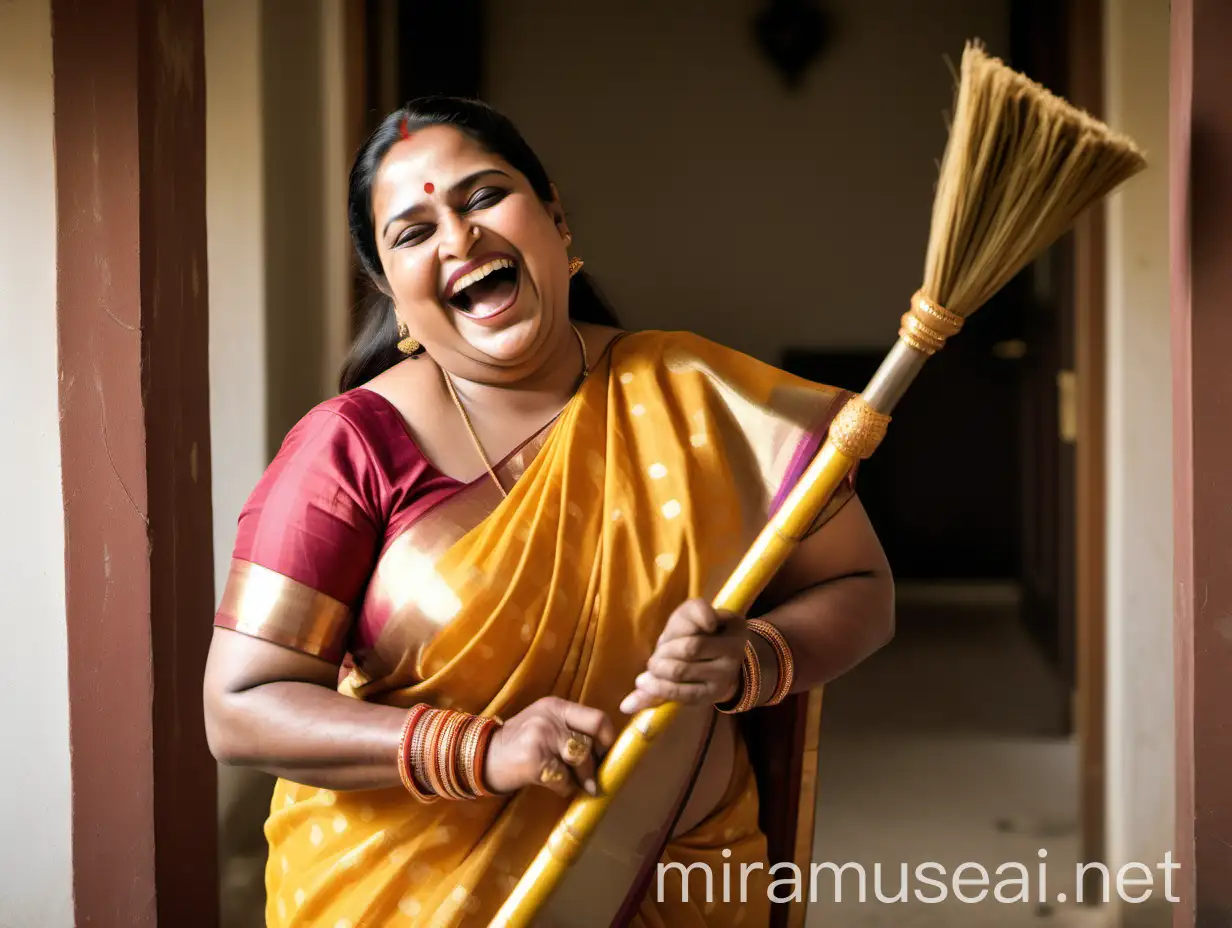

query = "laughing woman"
[{"left": 203, "top": 97, "right": 894, "bottom": 928}]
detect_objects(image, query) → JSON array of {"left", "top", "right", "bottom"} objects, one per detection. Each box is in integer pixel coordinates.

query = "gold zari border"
[{"left": 215, "top": 558, "right": 351, "bottom": 661}]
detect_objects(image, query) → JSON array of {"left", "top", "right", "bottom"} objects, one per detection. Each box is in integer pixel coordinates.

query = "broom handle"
[{"left": 488, "top": 340, "right": 928, "bottom": 928}]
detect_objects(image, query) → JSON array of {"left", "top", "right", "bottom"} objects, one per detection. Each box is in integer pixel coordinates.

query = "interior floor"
[{"left": 807, "top": 586, "right": 1115, "bottom": 927}]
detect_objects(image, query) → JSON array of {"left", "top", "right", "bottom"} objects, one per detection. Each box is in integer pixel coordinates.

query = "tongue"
[{"left": 462, "top": 275, "right": 516, "bottom": 319}]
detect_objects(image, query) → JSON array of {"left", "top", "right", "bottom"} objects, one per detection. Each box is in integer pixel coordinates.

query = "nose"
[{"left": 438, "top": 211, "right": 479, "bottom": 260}]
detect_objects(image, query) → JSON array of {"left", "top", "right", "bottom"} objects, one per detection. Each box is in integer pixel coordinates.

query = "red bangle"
[
  {"left": 398, "top": 705, "right": 435, "bottom": 802},
  {"left": 399, "top": 706, "right": 503, "bottom": 801}
]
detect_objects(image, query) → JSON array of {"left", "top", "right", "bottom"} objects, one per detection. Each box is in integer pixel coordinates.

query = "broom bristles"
[{"left": 923, "top": 42, "right": 1146, "bottom": 317}]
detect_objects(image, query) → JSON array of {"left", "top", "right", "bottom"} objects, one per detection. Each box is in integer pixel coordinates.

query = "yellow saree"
[{"left": 228, "top": 330, "right": 854, "bottom": 927}]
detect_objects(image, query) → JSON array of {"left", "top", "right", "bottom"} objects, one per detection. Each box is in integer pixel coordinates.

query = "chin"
[{"left": 461, "top": 311, "right": 545, "bottom": 368}]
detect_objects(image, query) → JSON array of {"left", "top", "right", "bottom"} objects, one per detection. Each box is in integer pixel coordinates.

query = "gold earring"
[
  {"left": 396, "top": 320, "right": 421, "bottom": 356},
  {"left": 568, "top": 256, "right": 584, "bottom": 278}
]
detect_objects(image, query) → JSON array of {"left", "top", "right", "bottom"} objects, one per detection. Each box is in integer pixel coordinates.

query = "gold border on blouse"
[{"left": 214, "top": 558, "right": 351, "bottom": 662}]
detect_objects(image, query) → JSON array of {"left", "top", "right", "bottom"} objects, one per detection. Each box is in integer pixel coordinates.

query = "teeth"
[{"left": 451, "top": 258, "right": 514, "bottom": 298}]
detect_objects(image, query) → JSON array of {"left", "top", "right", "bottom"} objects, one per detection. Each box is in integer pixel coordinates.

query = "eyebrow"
[{"left": 380, "top": 169, "right": 512, "bottom": 238}]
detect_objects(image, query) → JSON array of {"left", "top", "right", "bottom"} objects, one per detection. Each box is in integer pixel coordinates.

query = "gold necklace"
[{"left": 442, "top": 325, "right": 589, "bottom": 498}]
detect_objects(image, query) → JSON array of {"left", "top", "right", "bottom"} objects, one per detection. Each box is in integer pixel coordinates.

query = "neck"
[{"left": 445, "top": 323, "right": 586, "bottom": 415}]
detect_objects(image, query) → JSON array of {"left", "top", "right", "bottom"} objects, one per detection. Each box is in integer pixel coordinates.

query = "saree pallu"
[{"left": 215, "top": 330, "right": 855, "bottom": 927}]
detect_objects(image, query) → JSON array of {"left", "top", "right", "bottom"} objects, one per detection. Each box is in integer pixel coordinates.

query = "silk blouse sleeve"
[{"left": 214, "top": 406, "right": 383, "bottom": 663}]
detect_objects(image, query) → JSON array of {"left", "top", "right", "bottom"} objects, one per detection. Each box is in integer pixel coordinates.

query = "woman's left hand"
[{"left": 618, "top": 598, "right": 748, "bottom": 715}]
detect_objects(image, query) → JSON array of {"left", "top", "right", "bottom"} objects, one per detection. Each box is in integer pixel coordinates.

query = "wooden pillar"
[
  {"left": 1171, "top": 0, "right": 1232, "bottom": 924},
  {"left": 52, "top": 0, "right": 218, "bottom": 924}
]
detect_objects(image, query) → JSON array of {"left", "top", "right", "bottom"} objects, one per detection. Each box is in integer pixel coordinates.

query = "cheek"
[
  {"left": 489, "top": 197, "right": 555, "bottom": 247},
  {"left": 384, "top": 251, "right": 441, "bottom": 308},
  {"left": 490, "top": 204, "right": 564, "bottom": 277}
]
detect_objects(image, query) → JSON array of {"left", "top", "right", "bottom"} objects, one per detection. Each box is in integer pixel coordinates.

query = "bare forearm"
[
  {"left": 755, "top": 572, "right": 895, "bottom": 698},
  {"left": 208, "top": 681, "right": 408, "bottom": 791}
]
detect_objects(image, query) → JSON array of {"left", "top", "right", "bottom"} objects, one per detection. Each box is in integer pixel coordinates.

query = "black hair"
[{"left": 338, "top": 96, "right": 619, "bottom": 392}]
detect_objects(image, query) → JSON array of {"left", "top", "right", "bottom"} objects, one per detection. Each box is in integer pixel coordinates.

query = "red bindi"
[{"left": 423, "top": 182, "right": 435, "bottom": 194}]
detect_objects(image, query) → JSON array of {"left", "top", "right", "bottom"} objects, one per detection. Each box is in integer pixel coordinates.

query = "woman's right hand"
[{"left": 482, "top": 696, "right": 617, "bottom": 798}]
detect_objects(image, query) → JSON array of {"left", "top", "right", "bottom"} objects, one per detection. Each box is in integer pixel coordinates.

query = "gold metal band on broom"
[
  {"left": 489, "top": 39, "right": 1146, "bottom": 928},
  {"left": 828, "top": 292, "right": 963, "bottom": 458}
]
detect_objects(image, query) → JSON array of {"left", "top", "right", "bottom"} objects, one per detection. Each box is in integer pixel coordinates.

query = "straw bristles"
[{"left": 922, "top": 42, "right": 1146, "bottom": 317}]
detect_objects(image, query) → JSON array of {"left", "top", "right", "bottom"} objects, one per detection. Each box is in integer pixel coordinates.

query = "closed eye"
[
  {"left": 394, "top": 225, "right": 433, "bottom": 248},
  {"left": 390, "top": 187, "right": 507, "bottom": 247},
  {"left": 465, "top": 187, "right": 507, "bottom": 211}
]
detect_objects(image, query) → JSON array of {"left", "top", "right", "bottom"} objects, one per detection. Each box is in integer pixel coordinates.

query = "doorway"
[{"left": 245, "top": 2, "right": 1107, "bottom": 925}]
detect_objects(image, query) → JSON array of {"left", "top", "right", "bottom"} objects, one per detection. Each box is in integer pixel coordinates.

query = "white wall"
[
  {"left": 1103, "top": 0, "right": 1174, "bottom": 911},
  {"left": 207, "top": 0, "right": 268, "bottom": 603},
  {"left": 485, "top": 0, "right": 1010, "bottom": 364},
  {"left": 205, "top": 3, "right": 274, "bottom": 925},
  {"left": 205, "top": 0, "right": 350, "bottom": 607},
  {"left": 0, "top": 1, "right": 74, "bottom": 925}
]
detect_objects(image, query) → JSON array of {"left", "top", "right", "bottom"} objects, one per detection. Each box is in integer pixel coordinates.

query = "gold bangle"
[
  {"left": 420, "top": 709, "right": 452, "bottom": 799},
  {"left": 748, "top": 619, "right": 795, "bottom": 706},
  {"left": 457, "top": 718, "right": 484, "bottom": 799},
  {"left": 716, "top": 642, "right": 761, "bottom": 714},
  {"left": 434, "top": 712, "right": 469, "bottom": 800},
  {"left": 397, "top": 706, "right": 418, "bottom": 794},
  {"left": 470, "top": 717, "right": 500, "bottom": 798},
  {"left": 448, "top": 714, "right": 479, "bottom": 800},
  {"left": 409, "top": 708, "right": 439, "bottom": 798}
]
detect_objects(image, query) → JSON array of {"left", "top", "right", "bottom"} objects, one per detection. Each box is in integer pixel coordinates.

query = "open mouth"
[{"left": 444, "top": 256, "right": 520, "bottom": 321}]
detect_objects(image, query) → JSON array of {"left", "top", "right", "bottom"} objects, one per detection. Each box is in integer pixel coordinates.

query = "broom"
[{"left": 488, "top": 41, "right": 1146, "bottom": 928}]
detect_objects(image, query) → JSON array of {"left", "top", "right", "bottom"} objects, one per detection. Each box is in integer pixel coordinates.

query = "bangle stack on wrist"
[
  {"left": 747, "top": 618, "right": 795, "bottom": 706},
  {"left": 715, "top": 619, "right": 796, "bottom": 714},
  {"left": 397, "top": 705, "right": 501, "bottom": 801}
]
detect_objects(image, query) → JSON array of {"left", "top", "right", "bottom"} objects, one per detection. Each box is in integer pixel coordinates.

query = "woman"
[{"left": 203, "top": 96, "right": 894, "bottom": 928}]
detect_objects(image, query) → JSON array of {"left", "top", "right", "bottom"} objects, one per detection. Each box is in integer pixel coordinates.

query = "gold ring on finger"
[
  {"left": 540, "top": 759, "right": 568, "bottom": 787},
  {"left": 562, "top": 732, "right": 591, "bottom": 765}
]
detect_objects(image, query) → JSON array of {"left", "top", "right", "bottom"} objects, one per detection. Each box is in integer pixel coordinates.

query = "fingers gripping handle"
[{"left": 488, "top": 705, "right": 677, "bottom": 927}]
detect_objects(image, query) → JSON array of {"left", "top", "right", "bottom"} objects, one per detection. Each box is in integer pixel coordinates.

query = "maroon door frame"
[
  {"left": 1171, "top": 0, "right": 1232, "bottom": 924},
  {"left": 52, "top": 1, "right": 218, "bottom": 924}
]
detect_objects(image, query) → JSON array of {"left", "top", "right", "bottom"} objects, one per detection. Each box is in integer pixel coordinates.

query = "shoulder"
[
  {"left": 607, "top": 328, "right": 725, "bottom": 364},
  {"left": 609, "top": 329, "right": 779, "bottom": 380},
  {"left": 277, "top": 390, "right": 406, "bottom": 460},
  {"left": 608, "top": 329, "right": 847, "bottom": 426},
  {"left": 257, "top": 390, "right": 414, "bottom": 521}
]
